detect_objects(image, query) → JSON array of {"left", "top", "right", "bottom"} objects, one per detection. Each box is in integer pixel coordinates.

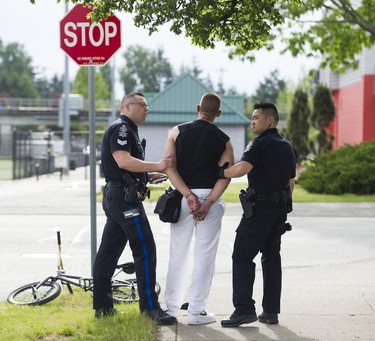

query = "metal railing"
[{"left": 0, "top": 98, "right": 119, "bottom": 111}]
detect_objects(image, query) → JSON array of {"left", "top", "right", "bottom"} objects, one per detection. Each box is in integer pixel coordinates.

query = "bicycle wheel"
[
  {"left": 111, "top": 279, "right": 161, "bottom": 304},
  {"left": 7, "top": 281, "right": 62, "bottom": 306},
  {"left": 112, "top": 282, "right": 139, "bottom": 303}
]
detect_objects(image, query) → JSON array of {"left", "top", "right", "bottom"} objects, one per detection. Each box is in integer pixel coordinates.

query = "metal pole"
[
  {"left": 88, "top": 66, "right": 97, "bottom": 274},
  {"left": 63, "top": 3, "right": 71, "bottom": 167}
]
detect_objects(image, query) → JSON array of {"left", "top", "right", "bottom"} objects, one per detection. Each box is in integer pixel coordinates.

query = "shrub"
[{"left": 298, "top": 141, "right": 375, "bottom": 194}]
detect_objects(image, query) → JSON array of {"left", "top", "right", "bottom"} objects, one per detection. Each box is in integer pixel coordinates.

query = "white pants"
[{"left": 164, "top": 188, "right": 225, "bottom": 316}]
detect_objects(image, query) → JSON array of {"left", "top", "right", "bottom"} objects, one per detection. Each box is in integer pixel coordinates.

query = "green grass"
[
  {"left": 0, "top": 289, "right": 158, "bottom": 341},
  {"left": 292, "top": 184, "right": 375, "bottom": 202},
  {"left": 0, "top": 158, "right": 12, "bottom": 180},
  {"left": 144, "top": 182, "right": 375, "bottom": 203}
]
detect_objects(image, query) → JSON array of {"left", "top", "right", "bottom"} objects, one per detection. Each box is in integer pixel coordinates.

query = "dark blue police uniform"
[
  {"left": 93, "top": 115, "right": 160, "bottom": 313},
  {"left": 232, "top": 128, "right": 296, "bottom": 315}
]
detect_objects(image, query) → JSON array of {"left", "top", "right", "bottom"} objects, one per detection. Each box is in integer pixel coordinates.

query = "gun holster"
[
  {"left": 286, "top": 187, "right": 293, "bottom": 213},
  {"left": 122, "top": 173, "right": 150, "bottom": 204},
  {"left": 239, "top": 188, "right": 255, "bottom": 219}
]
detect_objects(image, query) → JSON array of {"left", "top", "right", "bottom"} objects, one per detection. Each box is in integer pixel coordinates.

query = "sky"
[{"left": 0, "top": 0, "right": 319, "bottom": 99}]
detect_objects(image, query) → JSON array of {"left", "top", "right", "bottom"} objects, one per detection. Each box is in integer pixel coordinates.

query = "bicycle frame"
[
  {"left": 7, "top": 232, "right": 158, "bottom": 306},
  {"left": 33, "top": 270, "right": 93, "bottom": 293}
]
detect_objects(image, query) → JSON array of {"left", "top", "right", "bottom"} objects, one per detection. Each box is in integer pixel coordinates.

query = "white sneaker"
[{"left": 187, "top": 311, "right": 216, "bottom": 325}]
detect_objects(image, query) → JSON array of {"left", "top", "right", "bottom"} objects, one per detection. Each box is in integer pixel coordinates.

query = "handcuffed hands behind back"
[
  {"left": 186, "top": 193, "right": 200, "bottom": 214},
  {"left": 193, "top": 199, "right": 212, "bottom": 221}
]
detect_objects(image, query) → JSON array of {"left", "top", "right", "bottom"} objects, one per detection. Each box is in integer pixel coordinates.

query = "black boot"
[{"left": 221, "top": 311, "right": 257, "bottom": 328}]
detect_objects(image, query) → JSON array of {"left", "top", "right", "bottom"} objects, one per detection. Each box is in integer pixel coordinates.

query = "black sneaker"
[
  {"left": 258, "top": 312, "right": 279, "bottom": 324},
  {"left": 95, "top": 307, "right": 123, "bottom": 319},
  {"left": 146, "top": 308, "right": 177, "bottom": 325},
  {"left": 221, "top": 311, "right": 257, "bottom": 328}
]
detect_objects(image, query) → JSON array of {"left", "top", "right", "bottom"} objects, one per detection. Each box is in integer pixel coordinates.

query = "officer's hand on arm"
[
  {"left": 219, "top": 160, "right": 253, "bottom": 179},
  {"left": 157, "top": 154, "right": 174, "bottom": 172},
  {"left": 217, "top": 162, "right": 230, "bottom": 179}
]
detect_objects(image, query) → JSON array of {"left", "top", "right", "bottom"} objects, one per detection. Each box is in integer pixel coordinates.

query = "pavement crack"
[{"left": 362, "top": 292, "right": 374, "bottom": 312}]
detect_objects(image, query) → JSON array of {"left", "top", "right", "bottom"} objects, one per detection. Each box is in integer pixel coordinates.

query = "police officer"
[
  {"left": 219, "top": 102, "right": 297, "bottom": 327},
  {"left": 93, "top": 92, "right": 176, "bottom": 325}
]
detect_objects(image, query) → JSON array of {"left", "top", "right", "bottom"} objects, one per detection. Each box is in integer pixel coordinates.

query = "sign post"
[{"left": 60, "top": 4, "right": 121, "bottom": 272}]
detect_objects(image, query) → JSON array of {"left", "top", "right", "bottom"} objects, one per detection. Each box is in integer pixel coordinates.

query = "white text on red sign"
[{"left": 63, "top": 22, "right": 118, "bottom": 47}]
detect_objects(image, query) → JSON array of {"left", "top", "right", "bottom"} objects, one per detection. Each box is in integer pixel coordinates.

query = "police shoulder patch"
[
  {"left": 117, "top": 139, "right": 127, "bottom": 146},
  {"left": 245, "top": 140, "right": 254, "bottom": 152},
  {"left": 118, "top": 125, "right": 128, "bottom": 138}
]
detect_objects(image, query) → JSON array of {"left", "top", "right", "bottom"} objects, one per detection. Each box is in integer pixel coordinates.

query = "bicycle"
[{"left": 7, "top": 231, "right": 161, "bottom": 306}]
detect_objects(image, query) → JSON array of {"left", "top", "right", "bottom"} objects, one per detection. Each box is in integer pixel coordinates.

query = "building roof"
[{"left": 145, "top": 73, "right": 250, "bottom": 126}]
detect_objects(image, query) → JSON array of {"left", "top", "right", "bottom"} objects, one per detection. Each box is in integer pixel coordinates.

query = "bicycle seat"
[{"left": 116, "top": 262, "right": 135, "bottom": 274}]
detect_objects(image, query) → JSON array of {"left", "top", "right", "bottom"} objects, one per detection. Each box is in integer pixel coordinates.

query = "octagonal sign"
[{"left": 60, "top": 4, "right": 121, "bottom": 66}]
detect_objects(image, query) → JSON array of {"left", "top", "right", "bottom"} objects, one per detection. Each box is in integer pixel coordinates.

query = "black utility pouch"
[{"left": 239, "top": 189, "right": 255, "bottom": 219}]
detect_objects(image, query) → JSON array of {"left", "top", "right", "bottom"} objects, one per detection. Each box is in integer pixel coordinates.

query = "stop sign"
[{"left": 60, "top": 4, "right": 121, "bottom": 66}]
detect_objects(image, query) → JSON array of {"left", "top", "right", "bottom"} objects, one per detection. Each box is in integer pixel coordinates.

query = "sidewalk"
[
  {"left": 157, "top": 256, "right": 375, "bottom": 341},
  {"left": 154, "top": 189, "right": 375, "bottom": 340},
  {"left": 1, "top": 168, "right": 374, "bottom": 340}
]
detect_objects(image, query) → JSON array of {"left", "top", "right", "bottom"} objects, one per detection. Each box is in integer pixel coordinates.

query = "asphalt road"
[{"left": 1, "top": 168, "right": 374, "bottom": 340}]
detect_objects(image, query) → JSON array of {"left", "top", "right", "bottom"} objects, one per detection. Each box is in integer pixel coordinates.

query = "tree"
[
  {"left": 250, "top": 69, "right": 286, "bottom": 104},
  {"left": 99, "top": 63, "right": 112, "bottom": 92},
  {"left": 286, "top": 88, "right": 310, "bottom": 160},
  {"left": 72, "top": 67, "right": 110, "bottom": 102},
  {"left": 311, "top": 84, "right": 335, "bottom": 155},
  {"left": 278, "top": 1, "right": 375, "bottom": 72},
  {"left": 178, "top": 60, "right": 238, "bottom": 94},
  {"left": 276, "top": 82, "right": 295, "bottom": 115},
  {"left": 119, "top": 45, "right": 174, "bottom": 93},
  {"left": 42, "top": 0, "right": 375, "bottom": 72},
  {"left": 186, "top": 57, "right": 204, "bottom": 80},
  {"left": 0, "top": 40, "right": 39, "bottom": 98},
  {"left": 34, "top": 74, "right": 64, "bottom": 99}
]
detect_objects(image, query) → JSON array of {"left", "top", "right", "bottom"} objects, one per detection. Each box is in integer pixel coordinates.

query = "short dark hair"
[
  {"left": 200, "top": 92, "right": 221, "bottom": 116},
  {"left": 253, "top": 102, "right": 279, "bottom": 124},
  {"left": 120, "top": 92, "right": 145, "bottom": 110}
]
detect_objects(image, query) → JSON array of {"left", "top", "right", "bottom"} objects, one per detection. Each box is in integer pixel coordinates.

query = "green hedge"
[{"left": 298, "top": 141, "right": 375, "bottom": 195}]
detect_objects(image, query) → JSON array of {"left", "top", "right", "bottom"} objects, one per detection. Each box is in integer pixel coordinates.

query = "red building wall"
[
  {"left": 330, "top": 75, "right": 375, "bottom": 149},
  {"left": 362, "top": 75, "right": 375, "bottom": 142}
]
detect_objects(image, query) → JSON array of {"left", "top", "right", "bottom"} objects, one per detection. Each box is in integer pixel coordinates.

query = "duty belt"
[
  {"left": 255, "top": 191, "right": 287, "bottom": 203},
  {"left": 106, "top": 179, "right": 150, "bottom": 202},
  {"left": 106, "top": 180, "right": 125, "bottom": 188}
]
